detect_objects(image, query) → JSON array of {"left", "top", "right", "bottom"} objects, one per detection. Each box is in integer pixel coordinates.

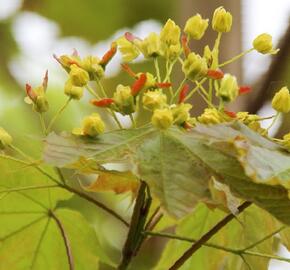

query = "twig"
[
  {"left": 169, "top": 201, "right": 251, "bottom": 270},
  {"left": 118, "top": 181, "right": 151, "bottom": 270},
  {"left": 49, "top": 210, "right": 74, "bottom": 270}
]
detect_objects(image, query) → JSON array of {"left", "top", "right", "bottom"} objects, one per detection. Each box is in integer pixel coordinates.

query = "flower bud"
[
  {"left": 136, "top": 32, "right": 162, "bottom": 58},
  {"left": 69, "top": 64, "right": 90, "bottom": 87},
  {"left": 64, "top": 79, "right": 84, "bottom": 100},
  {"left": 160, "top": 19, "right": 181, "bottom": 46},
  {"left": 198, "top": 108, "right": 226, "bottom": 124},
  {"left": 184, "top": 14, "right": 209, "bottom": 40},
  {"left": 216, "top": 74, "right": 239, "bottom": 102},
  {"left": 57, "top": 54, "right": 81, "bottom": 71},
  {"left": 116, "top": 36, "right": 140, "bottom": 62},
  {"left": 152, "top": 108, "right": 173, "bottom": 130},
  {"left": 282, "top": 133, "right": 290, "bottom": 149},
  {"left": 253, "top": 33, "right": 279, "bottom": 54},
  {"left": 165, "top": 43, "right": 182, "bottom": 61},
  {"left": 81, "top": 56, "right": 104, "bottom": 79},
  {"left": 0, "top": 127, "right": 12, "bottom": 149},
  {"left": 172, "top": 103, "right": 192, "bottom": 125},
  {"left": 182, "top": 52, "right": 208, "bottom": 81},
  {"left": 113, "top": 84, "right": 135, "bottom": 115},
  {"left": 142, "top": 90, "right": 167, "bottom": 111},
  {"left": 82, "top": 113, "right": 105, "bottom": 137},
  {"left": 25, "top": 71, "right": 49, "bottom": 113},
  {"left": 34, "top": 95, "right": 49, "bottom": 113},
  {"left": 137, "top": 72, "right": 156, "bottom": 89},
  {"left": 271, "top": 87, "right": 290, "bottom": 113},
  {"left": 212, "top": 7, "right": 232, "bottom": 33},
  {"left": 203, "top": 45, "right": 213, "bottom": 67}
]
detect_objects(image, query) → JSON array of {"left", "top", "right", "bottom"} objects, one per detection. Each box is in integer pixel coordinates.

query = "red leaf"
[
  {"left": 179, "top": 84, "right": 190, "bottom": 103},
  {"left": 124, "top": 32, "right": 136, "bottom": 42},
  {"left": 91, "top": 98, "right": 114, "bottom": 107},
  {"left": 207, "top": 69, "right": 224, "bottom": 80},
  {"left": 25, "top": 84, "right": 37, "bottom": 100},
  {"left": 155, "top": 82, "right": 172, "bottom": 88},
  {"left": 181, "top": 34, "right": 191, "bottom": 57},
  {"left": 239, "top": 85, "right": 251, "bottom": 95},
  {"left": 121, "top": 64, "right": 137, "bottom": 78},
  {"left": 224, "top": 110, "right": 237, "bottom": 118},
  {"left": 131, "top": 73, "right": 147, "bottom": 96},
  {"left": 100, "top": 42, "right": 117, "bottom": 66},
  {"left": 42, "top": 70, "right": 48, "bottom": 91}
]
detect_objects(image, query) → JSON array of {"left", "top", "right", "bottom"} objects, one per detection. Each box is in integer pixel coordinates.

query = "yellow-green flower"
[
  {"left": 198, "top": 108, "right": 228, "bottom": 124},
  {"left": 0, "top": 127, "right": 12, "bottom": 149},
  {"left": 182, "top": 52, "right": 208, "bottom": 81},
  {"left": 69, "top": 64, "right": 90, "bottom": 87},
  {"left": 143, "top": 90, "right": 167, "bottom": 111},
  {"left": 136, "top": 32, "right": 162, "bottom": 58},
  {"left": 152, "top": 108, "right": 173, "bottom": 129},
  {"left": 113, "top": 84, "right": 135, "bottom": 115},
  {"left": 172, "top": 103, "right": 192, "bottom": 125},
  {"left": 272, "top": 87, "right": 290, "bottom": 113},
  {"left": 184, "top": 14, "right": 209, "bottom": 40},
  {"left": 253, "top": 33, "right": 279, "bottom": 54},
  {"left": 217, "top": 74, "right": 239, "bottom": 102},
  {"left": 160, "top": 19, "right": 181, "bottom": 46},
  {"left": 81, "top": 56, "right": 104, "bottom": 79},
  {"left": 116, "top": 37, "right": 140, "bottom": 62},
  {"left": 82, "top": 113, "right": 105, "bottom": 137},
  {"left": 64, "top": 79, "right": 84, "bottom": 100},
  {"left": 212, "top": 7, "right": 232, "bottom": 33},
  {"left": 282, "top": 133, "right": 290, "bottom": 149}
]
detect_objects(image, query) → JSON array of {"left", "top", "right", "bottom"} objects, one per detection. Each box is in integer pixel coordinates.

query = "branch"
[
  {"left": 118, "top": 181, "right": 151, "bottom": 270},
  {"left": 50, "top": 210, "right": 74, "bottom": 270},
  {"left": 169, "top": 201, "right": 252, "bottom": 270}
]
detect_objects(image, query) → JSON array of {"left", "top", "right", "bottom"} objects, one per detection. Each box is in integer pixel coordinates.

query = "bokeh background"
[{"left": 0, "top": 0, "right": 289, "bottom": 269}]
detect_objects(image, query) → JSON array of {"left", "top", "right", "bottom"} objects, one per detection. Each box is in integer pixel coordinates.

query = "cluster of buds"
[
  {"left": 73, "top": 113, "right": 105, "bottom": 137},
  {"left": 21, "top": 6, "right": 285, "bottom": 142},
  {"left": 54, "top": 44, "right": 117, "bottom": 100},
  {"left": 271, "top": 87, "right": 290, "bottom": 113},
  {"left": 25, "top": 71, "right": 49, "bottom": 113}
]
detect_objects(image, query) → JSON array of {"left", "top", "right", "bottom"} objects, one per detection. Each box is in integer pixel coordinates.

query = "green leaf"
[
  {"left": 154, "top": 204, "right": 278, "bottom": 270},
  {"left": 0, "top": 157, "right": 111, "bottom": 269},
  {"left": 43, "top": 127, "right": 155, "bottom": 167},
  {"left": 44, "top": 122, "right": 290, "bottom": 225}
]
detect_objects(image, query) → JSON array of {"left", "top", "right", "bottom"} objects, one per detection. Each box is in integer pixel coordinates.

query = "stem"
[
  {"left": 169, "top": 201, "right": 251, "bottom": 270},
  {"left": 209, "top": 79, "right": 213, "bottom": 104},
  {"left": 219, "top": 48, "right": 254, "bottom": 67},
  {"left": 154, "top": 57, "right": 161, "bottom": 82},
  {"left": 49, "top": 210, "right": 74, "bottom": 270},
  {"left": 118, "top": 181, "right": 151, "bottom": 270},
  {"left": 39, "top": 113, "right": 47, "bottom": 135},
  {"left": 46, "top": 97, "right": 72, "bottom": 134},
  {"left": 184, "top": 78, "right": 207, "bottom": 102},
  {"left": 171, "top": 77, "right": 187, "bottom": 104},
  {"left": 211, "top": 32, "right": 222, "bottom": 69},
  {"left": 129, "top": 114, "right": 136, "bottom": 128},
  {"left": 265, "top": 112, "right": 280, "bottom": 133}
]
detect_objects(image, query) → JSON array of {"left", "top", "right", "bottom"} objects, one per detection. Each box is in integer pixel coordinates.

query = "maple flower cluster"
[{"left": 0, "top": 7, "right": 290, "bottom": 151}]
